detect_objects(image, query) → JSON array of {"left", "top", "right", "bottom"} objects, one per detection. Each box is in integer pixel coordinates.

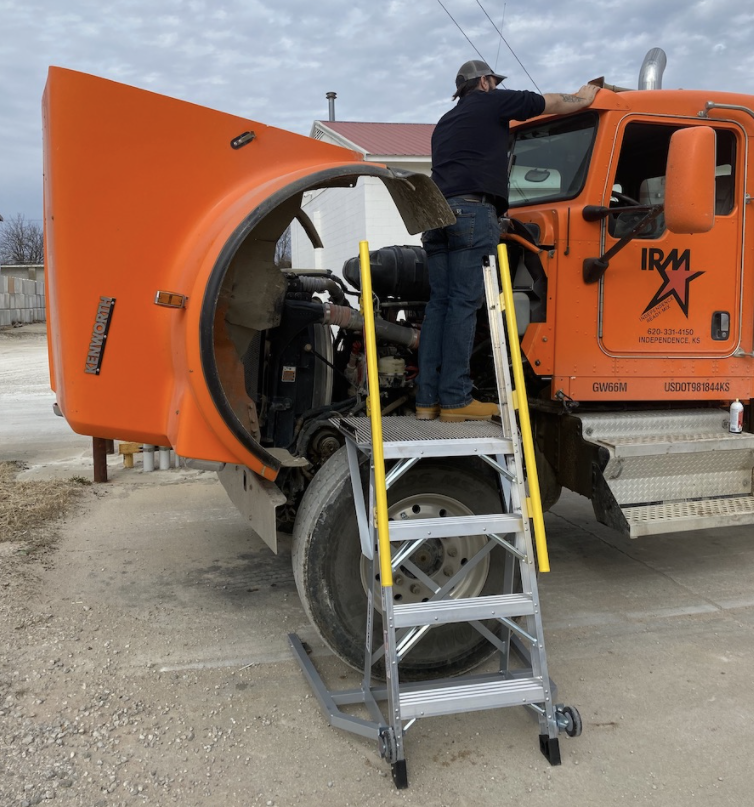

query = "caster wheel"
[{"left": 561, "top": 705, "right": 582, "bottom": 737}]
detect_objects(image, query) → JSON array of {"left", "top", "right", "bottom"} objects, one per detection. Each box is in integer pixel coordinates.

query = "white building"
[{"left": 290, "top": 121, "right": 433, "bottom": 277}]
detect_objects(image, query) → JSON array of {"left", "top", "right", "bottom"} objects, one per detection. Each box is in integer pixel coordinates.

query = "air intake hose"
[{"left": 322, "top": 303, "right": 419, "bottom": 350}]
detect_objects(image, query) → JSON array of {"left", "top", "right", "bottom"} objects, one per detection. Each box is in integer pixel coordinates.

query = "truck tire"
[{"left": 292, "top": 445, "right": 506, "bottom": 681}]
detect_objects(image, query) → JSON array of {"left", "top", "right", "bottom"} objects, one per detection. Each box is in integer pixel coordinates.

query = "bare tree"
[
  {"left": 0, "top": 214, "right": 44, "bottom": 265},
  {"left": 274, "top": 226, "right": 292, "bottom": 269}
]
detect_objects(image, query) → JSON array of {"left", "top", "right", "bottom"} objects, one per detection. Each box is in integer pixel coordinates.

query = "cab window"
[
  {"left": 509, "top": 113, "right": 598, "bottom": 206},
  {"left": 609, "top": 123, "right": 736, "bottom": 239}
]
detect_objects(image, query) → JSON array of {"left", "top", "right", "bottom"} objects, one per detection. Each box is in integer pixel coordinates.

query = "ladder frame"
[{"left": 289, "top": 243, "right": 579, "bottom": 788}]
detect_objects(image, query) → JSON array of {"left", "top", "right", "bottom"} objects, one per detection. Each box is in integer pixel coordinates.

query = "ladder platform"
[
  {"left": 389, "top": 513, "right": 523, "bottom": 542},
  {"left": 399, "top": 676, "right": 547, "bottom": 720},
  {"left": 393, "top": 593, "right": 535, "bottom": 628},
  {"left": 333, "top": 416, "right": 512, "bottom": 459},
  {"left": 623, "top": 494, "right": 754, "bottom": 537}
]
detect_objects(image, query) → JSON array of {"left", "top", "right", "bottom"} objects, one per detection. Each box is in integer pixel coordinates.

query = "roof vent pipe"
[
  {"left": 638, "top": 48, "right": 667, "bottom": 90},
  {"left": 326, "top": 92, "right": 337, "bottom": 121}
]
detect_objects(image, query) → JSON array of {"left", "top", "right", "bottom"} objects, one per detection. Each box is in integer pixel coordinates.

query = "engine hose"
[
  {"left": 296, "top": 275, "right": 346, "bottom": 305},
  {"left": 322, "top": 303, "right": 419, "bottom": 350}
]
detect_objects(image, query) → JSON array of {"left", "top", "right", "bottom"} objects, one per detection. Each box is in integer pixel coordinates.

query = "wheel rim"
[{"left": 359, "top": 492, "right": 491, "bottom": 611}]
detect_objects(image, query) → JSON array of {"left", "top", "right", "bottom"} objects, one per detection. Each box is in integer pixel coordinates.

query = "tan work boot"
[
  {"left": 439, "top": 399, "right": 499, "bottom": 422},
  {"left": 416, "top": 405, "right": 440, "bottom": 420}
]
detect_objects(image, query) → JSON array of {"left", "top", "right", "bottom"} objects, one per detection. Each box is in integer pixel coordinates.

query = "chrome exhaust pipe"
[{"left": 638, "top": 48, "right": 667, "bottom": 90}]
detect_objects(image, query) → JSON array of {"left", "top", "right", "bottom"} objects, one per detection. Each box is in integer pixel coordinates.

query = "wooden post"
[
  {"left": 92, "top": 437, "right": 108, "bottom": 483},
  {"left": 117, "top": 442, "right": 142, "bottom": 468}
]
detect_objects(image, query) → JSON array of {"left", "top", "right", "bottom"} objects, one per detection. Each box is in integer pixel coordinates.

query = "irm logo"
[
  {"left": 641, "top": 247, "right": 690, "bottom": 272},
  {"left": 640, "top": 247, "right": 703, "bottom": 317}
]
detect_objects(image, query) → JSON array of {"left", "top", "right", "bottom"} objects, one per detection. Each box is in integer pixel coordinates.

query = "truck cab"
[{"left": 505, "top": 87, "right": 754, "bottom": 535}]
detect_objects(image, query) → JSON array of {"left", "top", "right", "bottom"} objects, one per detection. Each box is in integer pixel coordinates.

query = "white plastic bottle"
[{"left": 729, "top": 399, "right": 744, "bottom": 434}]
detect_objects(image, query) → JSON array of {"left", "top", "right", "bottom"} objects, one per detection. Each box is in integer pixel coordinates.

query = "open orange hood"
[{"left": 43, "top": 67, "right": 450, "bottom": 479}]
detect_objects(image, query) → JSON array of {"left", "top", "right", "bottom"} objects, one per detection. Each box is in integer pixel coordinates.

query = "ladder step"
[
  {"left": 382, "top": 437, "right": 512, "bottom": 460},
  {"left": 333, "top": 416, "right": 513, "bottom": 459},
  {"left": 388, "top": 513, "right": 523, "bottom": 541},
  {"left": 399, "top": 676, "right": 546, "bottom": 720},
  {"left": 393, "top": 593, "right": 535, "bottom": 628}
]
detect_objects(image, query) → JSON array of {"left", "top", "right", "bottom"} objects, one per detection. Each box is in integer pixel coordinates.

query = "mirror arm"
[
  {"left": 583, "top": 203, "right": 654, "bottom": 221},
  {"left": 582, "top": 205, "right": 664, "bottom": 284}
]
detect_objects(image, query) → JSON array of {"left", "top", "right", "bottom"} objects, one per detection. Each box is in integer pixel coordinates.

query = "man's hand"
[{"left": 576, "top": 84, "right": 600, "bottom": 103}]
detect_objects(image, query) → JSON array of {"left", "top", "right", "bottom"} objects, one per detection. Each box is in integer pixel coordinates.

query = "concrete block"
[
  {"left": 0, "top": 310, "right": 12, "bottom": 327},
  {"left": 6, "top": 277, "right": 15, "bottom": 294},
  {"left": 34, "top": 309, "right": 46, "bottom": 322},
  {"left": 0, "top": 276, "right": 6, "bottom": 293}
]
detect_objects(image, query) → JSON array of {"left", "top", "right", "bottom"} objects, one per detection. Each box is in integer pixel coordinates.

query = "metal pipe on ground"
[{"left": 142, "top": 445, "right": 155, "bottom": 472}]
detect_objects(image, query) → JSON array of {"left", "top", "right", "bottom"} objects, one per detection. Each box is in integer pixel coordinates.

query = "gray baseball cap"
[{"left": 453, "top": 60, "right": 506, "bottom": 98}]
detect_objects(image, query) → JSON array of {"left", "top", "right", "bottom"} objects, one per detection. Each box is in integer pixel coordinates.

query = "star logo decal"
[{"left": 643, "top": 262, "right": 704, "bottom": 317}]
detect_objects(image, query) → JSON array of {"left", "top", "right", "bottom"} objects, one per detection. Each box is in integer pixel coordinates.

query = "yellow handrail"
[
  {"left": 496, "top": 244, "right": 551, "bottom": 573},
  {"left": 358, "top": 241, "right": 393, "bottom": 588}
]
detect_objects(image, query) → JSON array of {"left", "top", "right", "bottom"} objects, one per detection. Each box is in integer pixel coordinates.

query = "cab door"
[{"left": 598, "top": 118, "right": 744, "bottom": 358}]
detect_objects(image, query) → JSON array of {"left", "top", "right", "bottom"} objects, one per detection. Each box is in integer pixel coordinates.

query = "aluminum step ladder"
[{"left": 289, "top": 242, "right": 581, "bottom": 788}]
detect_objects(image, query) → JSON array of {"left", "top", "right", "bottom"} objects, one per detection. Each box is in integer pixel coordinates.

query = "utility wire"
[
  {"left": 493, "top": 3, "right": 505, "bottom": 71},
  {"left": 435, "top": 0, "right": 487, "bottom": 63},
  {"left": 475, "top": 0, "right": 542, "bottom": 93}
]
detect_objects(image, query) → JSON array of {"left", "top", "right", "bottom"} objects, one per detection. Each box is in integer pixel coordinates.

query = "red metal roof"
[{"left": 316, "top": 121, "right": 434, "bottom": 157}]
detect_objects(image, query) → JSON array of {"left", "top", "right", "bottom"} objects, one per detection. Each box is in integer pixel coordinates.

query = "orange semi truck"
[{"left": 43, "top": 51, "right": 754, "bottom": 676}]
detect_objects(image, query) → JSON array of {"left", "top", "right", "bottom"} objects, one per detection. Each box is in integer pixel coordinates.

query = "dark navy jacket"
[{"left": 431, "top": 89, "right": 546, "bottom": 212}]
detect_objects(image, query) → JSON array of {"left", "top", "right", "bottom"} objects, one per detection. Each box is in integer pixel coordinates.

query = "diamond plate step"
[
  {"left": 333, "top": 416, "right": 512, "bottom": 459},
  {"left": 623, "top": 495, "right": 754, "bottom": 537},
  {"left": 399, "top": 677, "right": 546, "bottom": 720},
  {"left": 388, "top": 513, "right": 522, "bottom": 542},
  {"left": 393, "top": 593, "right": 535, "bottom": 628},
  {"left": 598, "top": 431, "right": 754, "bottom": 458}
]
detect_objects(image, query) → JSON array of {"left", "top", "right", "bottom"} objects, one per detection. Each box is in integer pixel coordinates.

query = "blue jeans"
[{"left": 417, "top": 198, "right": 500, "bottom": 409}]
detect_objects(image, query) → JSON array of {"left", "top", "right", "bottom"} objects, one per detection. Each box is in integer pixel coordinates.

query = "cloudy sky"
[{"left": 2, "top": 0, "right": 753, "bottom": 225}]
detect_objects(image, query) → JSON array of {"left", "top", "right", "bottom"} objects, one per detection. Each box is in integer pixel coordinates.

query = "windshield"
[{"left": 509, "top": 113, "right": 598, "bottom": 207}]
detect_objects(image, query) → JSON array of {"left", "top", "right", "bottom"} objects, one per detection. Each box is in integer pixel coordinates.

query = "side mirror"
[{"left": 664, "top": 126, "right": 716, "bottom": 234}]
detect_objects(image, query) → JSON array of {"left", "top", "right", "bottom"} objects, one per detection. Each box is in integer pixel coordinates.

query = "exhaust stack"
[
  {"left": 638, "top": 48, "right": 667, "bottom": 90},
  {"left": 326, "top": 91, "right": 337, "bottom": 121}
]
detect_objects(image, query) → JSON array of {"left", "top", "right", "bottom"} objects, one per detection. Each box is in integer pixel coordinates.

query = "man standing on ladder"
[{"left": 417, "top": 59, "right": 600, "bottom": 423}]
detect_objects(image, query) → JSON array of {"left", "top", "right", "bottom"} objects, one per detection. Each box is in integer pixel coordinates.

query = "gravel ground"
[{"left": 3, "top": 322, "right": 754, "bottom": 807}]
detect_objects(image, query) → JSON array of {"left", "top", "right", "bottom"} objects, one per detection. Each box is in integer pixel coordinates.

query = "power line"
[
  {"left": 493, "top": 3, "right": 505, "bottom": 71},
  {"left": 435, "top": 0, "right": 487, "bottom": 64},
  {"left": 475, "top": 0, "right": 542, "bottom": 93}
]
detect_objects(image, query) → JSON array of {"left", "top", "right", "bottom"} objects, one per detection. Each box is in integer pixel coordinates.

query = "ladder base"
[
  {"left": 391, "top": 760, "right": 408, "bottom": 789},
  {"left": 289, "top": 632, "right": 568, "bottom": 785},
  {"left": 539, "top": 734, "right": 562, "bottom": 765}
]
